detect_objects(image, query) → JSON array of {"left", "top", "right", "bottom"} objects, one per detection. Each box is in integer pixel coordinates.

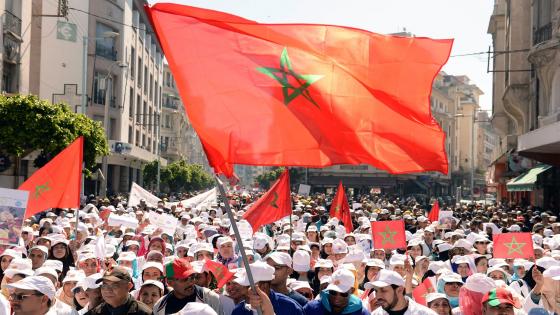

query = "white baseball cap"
[
  {"left": 543, "top": 266, "right": 560, "bottom": 280},
  {"left": 253, "top": 234, "right": 269, "bottom": 251},
  {"left": 325, "top": 269, "right": 355, "bottom": 293},
  {"left": 217, "top": 237, "right": 233, "bottom": 248},
  {"left": 331, "top": 239, "right": 348, "bottom": 254},
  {"left": 292, "top": 250, "right": 310, "bottom": 272},
  {"left": 34, "top": 267, "right": 58, "bottom": 280},
  {"left": 266, "top": 252, "right": 292, "bottom": 267},
  {"left": 314, "top": 259, "right": 334, "bottom": 269},
  {"left": 7, "top": 276, "right": 56, "bottom": 301},
  {"left": 63, "top": 269, "right": 86, "bottom": 283},
  {"left": 0, "top": 249, "right": 22, "bottom": 259},
  {"left": 440, "top": 272, "right": 464, "bottom": 284},
  {"left": 29, "top": 245, "right": 49, "bottom": 256},
  {"left": 142, "top": 261, "right": 164, "bottom": 273},
  {"left": 234, "top": 261, "right": 274, "bottom": 286},
  {"left": 177, "top": 302, "right": 217, "bottom": 315},
  {"left": 43, "top": 260, "right": 63, "bottom": 273},
  {"left": 365, "top": 269, "right": 405, "bottom": 289},
  {"left": 141, "top": 279, "right": 165, "bottom": 292},
  {"left": 365, "top": 258, "right": 385, "bottom": 269},
  {"left": 117, "top": 251, "right": 137, "bottom": 262},
  {"left": 426, "top": 293, "right": 448, "bottom": 303}
]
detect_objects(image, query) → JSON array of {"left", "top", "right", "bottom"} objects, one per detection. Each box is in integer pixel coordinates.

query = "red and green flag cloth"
[
  {"left": 145, "top": 4, "right": 453, "bottom": 177},
  {"left": 371, "top": 220, "right": 406, "bottom": 250},
  {"left": 427, "top": 200, "right": 440, "bottom": 222},
  {"left": 19, "top": 136, "right": 83, "bottom": 218},
  {"left": 204, "top": 260, "right": 235, "bottom": 289},
  {"left": 243, "top": 169, "right": 292, "bottom": 232},
  {"left": 412, "top": 277, "right": 435, "bottom": 306},
  {"left": 493, "top": 232, "right": 534, "bottom": 259},
  {"left": 329, "top": 181, "right": 353, "bottom": 233}
]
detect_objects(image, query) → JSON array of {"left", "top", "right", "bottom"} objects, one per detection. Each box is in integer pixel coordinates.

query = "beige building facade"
[{"left": 488, "top": 0, "right": 560, "bottom": 207}]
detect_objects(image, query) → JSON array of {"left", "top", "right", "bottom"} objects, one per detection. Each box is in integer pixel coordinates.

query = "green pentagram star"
[
  {"left": 256, "top": 47, "right": 323, "bottom": 107},
  {"left": 333, "top": 205, "right": 341, "bottom": 215},
  {"left": 504, "top": 236, "right": 526, "bottom": 255},
  {"left": 378, "top": 225, "right": 397, "bottom": 245},
  {"left": 34, "top": 182, "right": 50, "bottom": 199},
  {"left": 270, "top": 192, "right": 279, "bottom": 209}
]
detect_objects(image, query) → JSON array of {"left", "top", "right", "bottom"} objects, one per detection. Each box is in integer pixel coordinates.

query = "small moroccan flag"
[
  {"left": 493, "top": 233, "right": 534, "bottom": 259},
  {"left": 19, "top": 137, "right": 83, "bottom": 218},
  {"left": 243, "top": 169, "right": 291, "bottom": 232},
  {"left": 329, "top": 181, "right": 353, "bottom": 233},
  {"left": 371, "top": 220, "right": 406, "bottom": 250},
  {"left": 412, "top": 277, "right": 435, "bottom": 306},
  {"left": 205, "top": 259, "right": 235, "bottom": 289},
  {"left": 427, "top": 200, "right": 440, "bottom": 222}
]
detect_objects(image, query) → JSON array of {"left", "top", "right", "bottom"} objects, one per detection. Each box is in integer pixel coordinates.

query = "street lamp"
[{"left": 99, "top": 61, "right": 128, "bottom": 198}]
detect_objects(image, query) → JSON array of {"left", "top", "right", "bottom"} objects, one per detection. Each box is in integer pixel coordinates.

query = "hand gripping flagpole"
[{"left": 214, "top": 175, "right": 263, "bottom": 315}]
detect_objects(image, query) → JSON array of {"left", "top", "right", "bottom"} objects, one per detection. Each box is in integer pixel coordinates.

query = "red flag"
[
  {"left": 19, "top": 137, "right": 83, "bottom": 218},
  {"left": 412, "top": 278, "right": 435, "bottom": 306},
  {"left": 329, "top": 181, "right": 353, "bottom": 233},
  {"left": 371, "top": 220, "right": 406, "bottom": 250},
  {"left": 493, "top": 233, "right": 534, "bottom": 259},
  {"left": 428, "top": 200, "right": 440, "bottom": 222},
  {"left": 242, "top": 169, "right": 291, "bottom": 232},
  {"left": 204, "top": 260, "right": 234, "bottom": 289},
  {"left": 146, "top": 4, "right": 452, "bottom": 177}
]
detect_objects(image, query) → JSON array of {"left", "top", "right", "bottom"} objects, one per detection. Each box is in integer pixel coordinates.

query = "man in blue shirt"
[{"left": 232, "top": 261, "right": 304, "bottom": 315}]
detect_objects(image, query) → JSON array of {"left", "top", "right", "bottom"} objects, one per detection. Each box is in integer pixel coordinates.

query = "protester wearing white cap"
[
  {"left": 253, "top": 233, "right": 272, "bottom": 257},
  {"left": 293, "top": 250, "right": 311, "bottom": 277},
  {"left": 77, "top": 252, "right": 99, "bottom": 277},
  {"left": 232, "top": 260, "right": 304, "bottom": 315},
  {"left": 367, "top": 269, "right": 435, "bottom": 315},
  {"left": 7, "top": 276, "right": 56, "bottom": 315},
  {"left": 28, "top": 246, "right": 48, "bottom": 270},
  {"left": 137, "top": 280, "right": 164, "bottom": 310},
  {"left": 264, "top": 251, "right": 308, "bottom": 307},
  {"left": 425, "top": 293, "right": 451, "bottom": 315},
  {"left": 303, "top": 268, "right": 368, "bottom": 315}
]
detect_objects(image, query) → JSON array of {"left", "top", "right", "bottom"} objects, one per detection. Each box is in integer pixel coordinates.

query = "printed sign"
[
  {"left": 297, "top": 184, "right": 311, "bottom": 197},
  {"left": 148, "top": 211, "right": 178, "bottom": 236},
  {"left": 0, "top": 188, "right": 28, "bottom": 246}
]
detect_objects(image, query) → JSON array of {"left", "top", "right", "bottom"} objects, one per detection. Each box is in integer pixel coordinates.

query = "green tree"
[
  {"left": 255, "top": 167, "right": 305, "bottom": 188},
  {"left": 145, "top": 159, "right": 213, "bottom": 192},
  {"left": 0, "top": 95, "right": 108, "bottom": 180},
  {"left": 143, "top": 160, "right": 160, "bottom": 188}
]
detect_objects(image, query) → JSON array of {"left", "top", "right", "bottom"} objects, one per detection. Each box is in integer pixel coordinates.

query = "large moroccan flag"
[
  {"left": 493, "top": 233, "right": 534, "bottom": 259},
  {"left": 330, "top": 181, "right": 353, "bottom": 233},
  {"left": 19, "top": 137, "right": 83, "bottom": 218},
  {"left": 243, "top": 169, "right": 291, "bottom": 232},
  {"left": 371, "top": 220, "right": 406, "bottom": 249},
  {"left": 427, "top": 200, "right": 440, "bottom": 223},
  {"left": 146, "top": 4, "right": 453, "bottom": 177}
]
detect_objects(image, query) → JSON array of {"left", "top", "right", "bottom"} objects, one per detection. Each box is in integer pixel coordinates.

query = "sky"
[{"left": 149, "top": 0, "right": 495, "bottom": 110}]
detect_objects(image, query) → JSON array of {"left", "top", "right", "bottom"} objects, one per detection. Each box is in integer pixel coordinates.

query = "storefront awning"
[{"left": 506, "top": 164, "right": 552, "bottom": 192}]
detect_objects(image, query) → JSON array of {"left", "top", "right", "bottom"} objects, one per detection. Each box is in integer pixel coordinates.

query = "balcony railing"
[
  {"left": 3, "top": 11, "right": 21, "bottom": 37},
  {"left": 533, "top": 23, "right": 552, "bottom": 45}
]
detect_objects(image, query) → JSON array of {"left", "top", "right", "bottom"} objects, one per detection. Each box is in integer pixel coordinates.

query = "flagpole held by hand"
[{"left": 214, "top": 175, "right": 263, "bottom": 315}]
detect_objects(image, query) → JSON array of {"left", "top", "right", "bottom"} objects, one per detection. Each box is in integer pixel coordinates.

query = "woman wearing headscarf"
[
  {"left": 510, "top": 262, "right": 545, "bottom": 299},
  {"left": 48, "top": 238, "right": 75, "bottom": 281},
  {"left": 540, "top": 266, "right": 560, "bottom": 314},
  {"left": 458, "top": 273, "right": 496, "bottom": 315},
  {"left": 435, "top": 272, "right": 463, "bottom": 309},
  {"left": 426, "top": 293, "right": 452, "bottom": 315}
]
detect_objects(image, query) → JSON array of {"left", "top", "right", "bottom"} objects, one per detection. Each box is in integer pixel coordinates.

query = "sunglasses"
[
  {"left": 329, "top": 290, "right": 349, "bottom": 297},
  {"left": 10, "top": 293, "right": 42, "bottom": 301}
]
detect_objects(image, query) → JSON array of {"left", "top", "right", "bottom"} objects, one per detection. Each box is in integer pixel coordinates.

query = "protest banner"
[
  {"left": 297, "top": 184, "right": 311, "bottom": 197},
  {"left": 148, "top": 211, "right": 178, "bottom": 236},
  {"left": 128, "top": 182, "right": 161, "bottom": 208},
  {"left": 0, "top": 188, "right": 28, "bottom": 246}
]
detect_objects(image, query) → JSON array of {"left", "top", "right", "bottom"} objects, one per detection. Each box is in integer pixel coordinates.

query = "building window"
[
  {"left": 95, "top": 23, "right": 117, "bottom": 60},
  {"left": 137, "top": 57, "right": 142, "bottom": 87},
  {"left": 135, "top": 130, "right": 140, "bottom": 146},
  {"left": 93, "top": 72, "right": 113, "bottom": 105},
  {"left": 128, "top": 126, "right": 133, "bottom": 144},
  {"left": 144, "top": 66, "right": 148, "bottom": 94},
  {"left": 149, "top": 73, "right": 153, "bottom": 101},
  {"left": 534, "top": 0, "right": 552, "bottom": 45},
  {"left": 129, "top": 87, "right": 134, "bottom": 118},
  {"left": 143, "top": 101, "right": 148, "bottom": 125},
  {"left": 130, "top": 47, "right": 135, "bottom": 80}
]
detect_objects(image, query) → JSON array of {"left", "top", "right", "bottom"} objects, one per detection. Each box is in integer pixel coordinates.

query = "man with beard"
[
  {"left": 367, "top": 269, "right": 436, "bottom": 315},
  {"left": 152, "top": 257, "right": 222, "bottom": 315}
]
